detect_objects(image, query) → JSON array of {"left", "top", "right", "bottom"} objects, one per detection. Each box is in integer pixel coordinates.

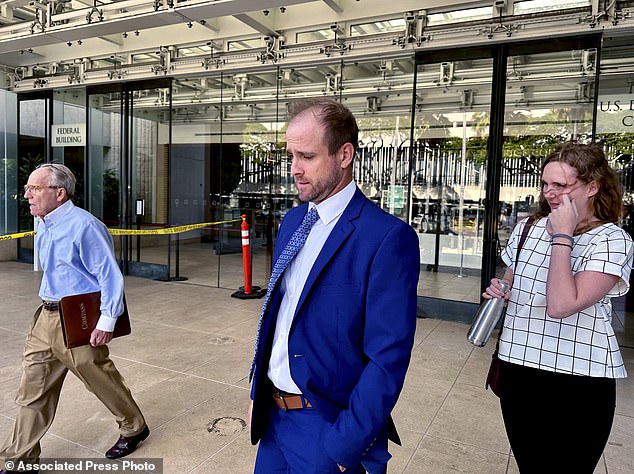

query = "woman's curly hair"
[{"left": 534, "top": 141, "right": 622, "bottom": 224}]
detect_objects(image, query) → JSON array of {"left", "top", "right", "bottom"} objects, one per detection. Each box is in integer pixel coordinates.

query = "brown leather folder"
[{"left": 58, "top": 291, "right": 131, "bottom": 349}]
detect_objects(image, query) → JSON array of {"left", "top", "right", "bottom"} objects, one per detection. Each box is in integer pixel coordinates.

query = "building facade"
[{"left": 1, "top": 0, "right": 634, "bottom": 318}]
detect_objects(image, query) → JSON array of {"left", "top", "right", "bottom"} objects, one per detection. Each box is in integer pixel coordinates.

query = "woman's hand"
[
  {"left": 482, "top": 278, "right": 511, "bottom": 300},
  {"left": 547, "top": 193, "right": 578, "bottom": 235}
]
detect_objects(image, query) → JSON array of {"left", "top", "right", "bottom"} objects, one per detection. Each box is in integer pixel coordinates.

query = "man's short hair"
[
  {"left": 36, "top": 163, "right": 76, "bottom": 199},
  {"left": 288, "top": 98, "right": 359, "bottom": 156}
]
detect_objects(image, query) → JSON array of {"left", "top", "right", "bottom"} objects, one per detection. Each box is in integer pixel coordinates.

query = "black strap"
[
  {"left": 515, "top": 216, "right": 535, "bottom": 268},
  {"left": 495, "top": 216, "right": 535, "bottom": 345}
]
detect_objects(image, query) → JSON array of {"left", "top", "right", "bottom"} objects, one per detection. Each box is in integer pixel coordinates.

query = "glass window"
[
  {"left": 427, "top": 7, "right": 492, "bottom": 26},
  {"left": 297, "top": 28, "right": 336, "bottom": 42},
  {"left": 132, "top": 52, "right": 160, "bottom": 64},
  {"left": 596, "top": 38, "right": 634, "bottom": 232},
  {"left": 498, "top": 47, "right": 596, "bottom": 278},
  {"left": 0, "top": 90, "right": 18, "bottom": 236},
  {"left": 228, "top": 38, "right": 261, "bottom": 52},
  {"left": 178, "top": 44, "right": 213, "bottom": 58},
  {"left": 53, "top": 89, "right": 87, "bottom": 208},
  {"left": 514, "top": 0, "right": 591, "bottom": 15},
  {"left": 413, "top": 57, "right": 493, "bottom": 301},
  {"left": 350, "top": 18, "right": 405, "bottom": 37}
]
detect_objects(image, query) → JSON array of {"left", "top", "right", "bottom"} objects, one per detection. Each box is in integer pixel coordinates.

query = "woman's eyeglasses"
[{"left": 541, "top": 181, "right": 581, "bottom": 196}]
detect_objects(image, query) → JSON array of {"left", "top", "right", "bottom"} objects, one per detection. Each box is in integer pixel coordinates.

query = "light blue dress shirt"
[{"left": 36, "top": 200, "right": 124, "bottom": 332}]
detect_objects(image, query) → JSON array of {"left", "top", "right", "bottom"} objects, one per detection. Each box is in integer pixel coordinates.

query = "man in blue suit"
[{"left": 249, "top": 98, "right": 420, "bottom": 474}]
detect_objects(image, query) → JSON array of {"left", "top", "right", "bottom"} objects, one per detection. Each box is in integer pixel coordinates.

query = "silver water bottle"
[{"left": 467, "top": 279, "right": 510, "bottom": 347}]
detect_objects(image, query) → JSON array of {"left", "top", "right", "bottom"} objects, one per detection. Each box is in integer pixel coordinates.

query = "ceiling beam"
[
  {"left": 233, "top": 13, "right": 277, "bottom": 37},
  {"left": 0, "top": 0, "right": 309, "bottom": 54},
  {"left": 322, "top": 0, "right": 344, "bottom": 14}
]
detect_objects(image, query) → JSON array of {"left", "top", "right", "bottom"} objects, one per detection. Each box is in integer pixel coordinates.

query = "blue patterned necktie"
[{"left": 249, "top": 207, "right": 320, "bottom": 382}]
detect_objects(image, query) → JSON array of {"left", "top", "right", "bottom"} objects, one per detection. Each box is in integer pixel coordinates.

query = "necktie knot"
[{"left": 298, "top": 207, "right": 319, "bottom": 237}]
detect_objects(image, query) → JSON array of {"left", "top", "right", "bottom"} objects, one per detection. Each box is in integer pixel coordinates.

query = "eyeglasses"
[
  {"left": 23, "top": 184, "right": 60, "bottom": 194},
  {"left": 541, "top": 180, "right": 581, "bottom": 196}
]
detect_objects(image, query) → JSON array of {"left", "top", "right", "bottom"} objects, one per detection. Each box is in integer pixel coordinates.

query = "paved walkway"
[{"left": 0, "top": 261, "right": 632, "bottom": 473}]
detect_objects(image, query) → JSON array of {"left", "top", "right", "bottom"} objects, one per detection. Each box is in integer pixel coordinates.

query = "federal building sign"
[
  {"left": 51, "top": 123, "right": 85, "bottom": 147},
  {"left": 596, "top": 95, "right": 634, "bottom": 134}
]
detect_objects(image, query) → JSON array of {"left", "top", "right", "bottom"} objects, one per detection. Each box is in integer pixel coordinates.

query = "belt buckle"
[
  {"left": 42, "top": 301, "right": 59, "bottom": 311},
  {"left": 273, "top": 391, "right": 289, "bottom": 411}
]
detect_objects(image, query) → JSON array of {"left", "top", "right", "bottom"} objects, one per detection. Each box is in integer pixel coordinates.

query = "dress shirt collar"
[
  {"left": 40, "top": 199, "right": 74, "bottom": 227},
  {"left": 310, "top": 180, "right": 356, "bottom": 226}
]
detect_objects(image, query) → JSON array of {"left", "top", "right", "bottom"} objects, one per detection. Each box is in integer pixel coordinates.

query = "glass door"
[
  {"left": 87, "top": 88, "right": 121, "bottom": 227},
  {"left": 413, "top": 37, "right": 600, "bottom": 309},
  {"left": 17, "top": 92, "right": 50, "bottom": 262},
  {"left": 496, "top": 38, "right": 600, "bottom": 279},
  {"left": 0, "top": 91, "right": 18, "bottom": 239},
  {"left": 413, "top": 52, "right": 493, "bottom": 305},
  {"left": 87, "top": 80, "right": 172, "bottom": 279},
  {"left": 52, "top": 89, "right": 87, "bottom": 209},
  {"left": 129, "top": 84, "right": 171, "bottom": 278},
  {"left": 17, "top": 89, "right": 88, "bottom": 263}
]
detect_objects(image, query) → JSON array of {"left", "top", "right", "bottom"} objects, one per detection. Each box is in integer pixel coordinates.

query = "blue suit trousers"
[{"left": 254, "top": 404, "right": 385, "bottom": 474}]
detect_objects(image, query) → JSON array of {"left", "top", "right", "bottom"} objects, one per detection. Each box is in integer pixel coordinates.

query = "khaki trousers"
[{"left": 0, "top": 306, "right": 146, "bottom": 462}]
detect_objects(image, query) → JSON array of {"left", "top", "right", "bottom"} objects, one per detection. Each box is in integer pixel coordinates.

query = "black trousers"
[{"left": 499, "top": 360, "right": 616, "bottom": 474}]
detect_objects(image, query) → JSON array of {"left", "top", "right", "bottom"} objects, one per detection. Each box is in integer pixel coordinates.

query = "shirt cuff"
[{"left": 96, "top": 314, "right": 117, "bottom": 332}]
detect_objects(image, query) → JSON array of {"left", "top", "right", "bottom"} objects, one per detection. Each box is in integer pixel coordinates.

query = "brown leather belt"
[
  {"left": 42, "top": 301, "right": 59, "bottom": 311},
  {"left": 273, "top": 389, "right": 312, "bottom": 410}
]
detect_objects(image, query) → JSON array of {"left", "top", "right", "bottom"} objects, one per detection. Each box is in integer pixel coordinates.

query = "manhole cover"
[{"left": 207, "top": 417, "right": 246, "bottom": 436}]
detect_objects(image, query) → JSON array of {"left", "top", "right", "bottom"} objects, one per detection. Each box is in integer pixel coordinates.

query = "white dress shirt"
[{"left": 267, "top": 180, "right": 357, "bottom": 393}]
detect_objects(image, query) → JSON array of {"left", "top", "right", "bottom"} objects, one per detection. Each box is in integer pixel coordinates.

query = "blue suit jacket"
[{"left": 250, "top": 188, "right": 420, "bottom": 468}]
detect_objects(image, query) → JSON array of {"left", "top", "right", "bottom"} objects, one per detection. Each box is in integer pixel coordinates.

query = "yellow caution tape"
[
  {"left": 108, "top": 219, "right": 241, "bottom": 236},
  {"left": 0, "top": 219, "right": 241, "bottom": 240},
  {"left": 0, "top": 231, "right": 36, "bottom": 241}
]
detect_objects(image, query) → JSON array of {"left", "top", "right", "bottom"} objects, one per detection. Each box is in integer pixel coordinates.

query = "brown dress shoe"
[{"left": 105, "top": 425, "right": 150, "bottom": 459}]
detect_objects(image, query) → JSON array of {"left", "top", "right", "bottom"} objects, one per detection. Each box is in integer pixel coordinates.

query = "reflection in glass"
[
  {"left": 514, "top": 0, "right": 591, "bottom": 15},
  {"left": 498, "top": 48, "right": 595, "bottom": 279},
  {"left": 0, "top": 90, "right": 18, "bottom": 236},
  {"left": 413, "top": 58, "right": 493, "bottom": 302}
]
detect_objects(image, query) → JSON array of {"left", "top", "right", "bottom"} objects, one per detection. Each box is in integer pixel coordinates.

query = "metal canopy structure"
[
  {"left": 1, "top": 1, "right": 633, "bottom": 135},
  {"left": 1, "top": 0, "right": 633, "bottom": 92}
]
